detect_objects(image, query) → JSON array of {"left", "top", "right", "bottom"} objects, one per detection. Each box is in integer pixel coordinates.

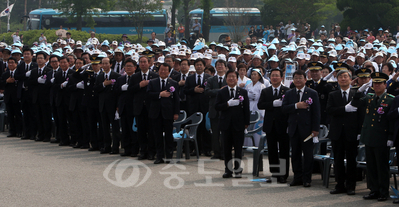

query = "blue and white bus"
[
  {"left": 27, "top": 8, "right": 168, "bottom": 39},
  {"left": 189, "top": 7, "right": 263, "bottom": 42}
]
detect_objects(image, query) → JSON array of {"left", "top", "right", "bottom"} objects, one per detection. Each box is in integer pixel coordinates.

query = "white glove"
[
  {"left": 345, "top": 102, "right": 358, "bottom": 112},
  {"left": 227, "top": 98, "right": 240, "bottom": 107},
  {"left": 313, "top": 136, "right": 319, "bottom": 143},
  {"left": 323, "top": 70, "right": 334, "bottom": 81},
  {"left": 357, "top": 134, "right": 361, "bottom": 140},
  {"left": 114, "top": 111, "right": 120, "bottom": 120},
  {"left": 397, "top": 76, "right": 399, "bottom": 82},
  {"left": 37, "top": 77, "right": 46, "bottom": 84},
  {"left": 387, "top": 140, "right": 394, "bottom": 147},
  {"left": 121, "top": 84, "right": 128, "bottom": 91},
  {"left": 61, "top": 81, "right": 68, "bottom": 88},
  {"left": 51, "top": 77, "right": 55, "bottom": 83},
  {"left": 244, "top": 129, "right": 248, "bottom": 134},
  {"left": 248, "top": 91, "right": 256, "bottom": 100},
  {"left": 273, "top": 99, "right": 283, "bottom": 107},
  {"left": 76, "top": 81, "right": 84, "bottom": 89},
  {"left": 358, "top": 79, "right": 372, "bottom": 92},
  {"left": 26, "top": 70, "right": 31, "bottom": 77}
]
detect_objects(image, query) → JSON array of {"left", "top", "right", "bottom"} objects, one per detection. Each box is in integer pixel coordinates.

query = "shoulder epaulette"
[
  {"left": 388, "top": 94, "right": 395, "bottom": 98},
  {"left": 367, "top": 93, "right": 375, "bottom": 96},
  {"left": 352, "top": 86, "right": 359, "bottom": 89}
]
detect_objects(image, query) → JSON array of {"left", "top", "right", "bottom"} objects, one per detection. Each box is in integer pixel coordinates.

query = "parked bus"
[
  {"left": 27, "top": 8, "right": 168, "bottom": 39},
  {"left": 189, "top": 7, "right": 263, "bottom": 42}
]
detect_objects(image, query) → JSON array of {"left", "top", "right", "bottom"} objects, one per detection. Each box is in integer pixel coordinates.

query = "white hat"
[
  {"left": 243, "top": 49, "right": 252, "bottom": 55},
  {"left": 189, "top": 65, "right": 196, "bottom": 72},
  {"left": 69, "top": 39, "right": 75, "bottom": 44},
  {"left": 114, "top": 48, "right": 123, "bottom": 53},
  {"left": 252, "top": 54, "right": 262, "bottom": 60},
  {"left": 61, "top": 40, "right": 67, "bottom": 45},
  {"left": 124, "top": 43, "right": 131, "bottom": 47},
  {"left": 299, "top": 38, "right": 307, "bottom": 45},
  {"left": 311, "top": 51, "right": 319, "bottom": 56},
  {"left": 347, "top": 56, "right": 355, "bottom": 62},
  {"left": 391, "top": 53, "right": 398, "bottom": 58},
  {"left": 158, "top": 41, "right": 166, "bottom": 47},
  {"left": 204, "top": 53, "right": 212, "bottom": 60},
  {"left": 328, "top": 50, "right": 337, "bottom": 57},
  {"left": 375, "top": 52, "right": 383, "bottom": 57},
  {"left": 156, "top": 56, "right": 165, "bottom": 63},
  {"left": 305, "top": 54, "right": 310, "bottom": 61},
  {"left": 76, "top": 41, "right": 82, "bottom": 46},
  {"left": 364, "top": 43, "right": 373, "bottom": 50},
  {"left": 112, "top": 41, "right": 118, "bottom": 46},
  {"left": 228, "top": 57, "right": 236, "bottom": 62},
  {"left": 356, "top": 52, "right": 365, "bottom": 58},
  {"left": 218, "top": 54, "right": 226, "bottom": 61},
  {"left": 190, "top": 53, "right": 197, "bottom": 60},
  {"left": 205, "top": 49, "right": 213, "bottom": 54},
  {"left": 346, "top": 47, "right": 355, "bottom": 54},
  {"left": 178, "top": 51, "right": 186, "bottom": 56},
  {"left": 296, "top": 52, "right": 305, "bottom": 60}
]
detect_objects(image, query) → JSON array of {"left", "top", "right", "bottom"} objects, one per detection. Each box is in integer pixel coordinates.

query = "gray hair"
[{"left": 337, "top": 70, "right": 352, "bottom": 79}]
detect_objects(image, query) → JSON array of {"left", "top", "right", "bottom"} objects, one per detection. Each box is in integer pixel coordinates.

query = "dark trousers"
[
  {"left": 152, "top": 115, "right": 174, "bottom": 160},
  {"left": 21, "top": 92, "right": 36, "bottom": 138},
  {"left": 266, "top": 126, "right": 290, "bottom": 179},
  {"left": 136, "top": 107, "right": 156, "bottom": 156},
  {"left": 57, "top": 103, "right": 74, "bottom": 144},
  {"left": 71, "top": 107, "right": 89, "bottom": 146},
  {"left": 35, "top": 102, "right": 52, "bottom": 140},
  {"left": 197, "top": 115, "right": 211, "bottom": 153},
  {"left": 290, "top": 129, "right": 314, "bottom": 183},
  {"left": 6, "top": 101, "right": 22, "bottom": 135},
  {"left": 210, "top": 117, "right": 224, "bottom": 157},
  {"left": 120, "top": 112, "right": 139, "bottom": 154},
  {"left": 365, "top": 145, "right": 390, "bottom": 197},
  {"left": 100, "top": 110, "right": 120, "bottom": 151},
  {"left": 331, "top": 131, "right": 358, "bottom": 191},
  {"left": 51, "top": 102, "right": 60, "bottom": 140},
  {"left": 222, "top": 127, "right": 244, "bottom": 174},
  {"left": 87, "top": 106, "right": 103, "bottom": 149}
]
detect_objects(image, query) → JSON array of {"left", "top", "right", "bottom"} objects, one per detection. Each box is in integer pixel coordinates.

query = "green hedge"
[{"left": 0, "top": 29, "right": 148, "bottom": 46}]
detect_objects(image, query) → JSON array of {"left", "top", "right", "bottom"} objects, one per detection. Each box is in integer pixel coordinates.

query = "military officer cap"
[
  {"left": 371, "top": 72, "right": 389, "bottom": 83},
  {"left": 355, "top": 68, "right": 371, "bottom": 78},
  {"left": 333, "top": 62, "right": 350, "bottom": 71},
  {"left": 307, "top": 62, "right": 324, "bottom": 70},
  {"left": 91, "top": 56, "right": 102, "bottom": 64},
  {"left": 319, "top": 51, "right": 328, "bottom": 58},
  {"left": 142, "top": 50, "right": 155, "bottom": 58}
]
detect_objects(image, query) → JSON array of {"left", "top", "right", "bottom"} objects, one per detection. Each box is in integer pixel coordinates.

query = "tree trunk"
[
  {"left": 171, "top": 1, "right": 176, "bottom": 30},
  {"left": 39, "top": 0, "right": 42, "bottom": 9},
  {"left": 183, "top": 0, "right": 190, "bottom": 39},
  {"left": 201, "top": 0, "right": 211, "bottom": 41},
  {"left": 77, "top": 13, "right": 82, "bottom": 31},
  {"left": 24, "top": 0, "right": 27, "bottom": 31}
]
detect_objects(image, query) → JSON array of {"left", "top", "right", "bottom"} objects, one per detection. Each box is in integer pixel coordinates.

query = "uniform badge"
[{"left": 366, "top": 108, "right": 369, "bottom": 114}]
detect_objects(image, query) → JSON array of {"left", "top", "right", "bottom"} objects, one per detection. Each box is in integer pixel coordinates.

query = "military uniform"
[{"left": 352, "top": 72, "right": 394, "bottom": 200}]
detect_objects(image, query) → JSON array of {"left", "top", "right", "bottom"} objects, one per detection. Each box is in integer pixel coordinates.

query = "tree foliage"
[
  {"left": 337, "top": 0, "right": 399, "bottom": 30},
  {"left": 200, "top": 0, "right": 212, "bottom": 41},
  {"left": 119, "top": 0, "right": 163, "bottom": 42}
]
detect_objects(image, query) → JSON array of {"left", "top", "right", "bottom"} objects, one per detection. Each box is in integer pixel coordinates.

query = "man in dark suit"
[
  {"left": 184, "top": 58, "right": 212, "bottom": 156},
  {"left": 147, "top": 63, "right": 180, "bottom": 164},
  {"left": 326, "top": 70, "right": 361, "bottom": 195},
  {"left": 115, "top": 58, "right": 139, "bottom": 157},
  {"left": 215, "top": 70, "right": 250, "bottom": 178},
  {"left": 94, "top": 57, "right": 121, "bottom": 154},
  {"left": 388, "top": 93, "right": 399, "bottom": 204},
  {"left": 110, "top": 48, "right": 124, "bottom": 74},
  {"left": 0, "top": 57, "right": 22, "bottom": 137},
  {"left": 53, "top": 56, "right": 75, "bottom": 146},
  {"left": 205, "top": 59, "right": 227, "bottom": 160},
  {"left": 164, "top": 55, "right": 180, "bottom": 77},
  {"left": 15, "top": 48, "right": 38, "bottom": 140},
  {"left": 171, "top": 58, "right": 190, "bottom": 111},
  {"left": 47, "top": 55, "right": 61, "bottom": 143},
  {"left": 28, "top": 51, "right": 52, "bottom": 142},
  {"left": 282, "top": 70, "right": 320, "bottom": 187},
  {"left": 257, "top": 68, "right": 290, "bottom": 183},
  {"left": 128, "top": 56, "right": 159, "bottom": 160}
]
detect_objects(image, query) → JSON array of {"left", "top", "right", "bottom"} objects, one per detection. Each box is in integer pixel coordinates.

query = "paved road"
[{"left": 0, "top": 134, "right": 396, "bottom": 206}]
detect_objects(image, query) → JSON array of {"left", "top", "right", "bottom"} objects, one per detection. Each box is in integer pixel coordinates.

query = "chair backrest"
[
  {"left": 319, "top": 125, "right": 329, "bottom": 139},
  {"left": 0, "top": 100, "right": 5, "bottom": 111},
  {"left": 184, "top": 112, "right": 203, "bottom": 139},
  {"left": 356, "top": 145, "right": 366, "bottom": 161},
  {"left": 250, "top": 111, "right": 260, "bottom": 124},
  {"left": 175, "top": 110, "right": 187, "bottom": 122}
]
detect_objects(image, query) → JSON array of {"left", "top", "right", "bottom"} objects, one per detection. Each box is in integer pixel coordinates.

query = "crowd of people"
[{"left": 2, "top": 23, "right": 399, "bottom": 203}]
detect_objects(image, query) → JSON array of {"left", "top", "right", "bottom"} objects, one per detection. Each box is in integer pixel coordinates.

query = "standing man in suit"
[
  {"left": 111, "top": 48, "right": 124, "bottom": 74},
  {"left": 94, "top": 57, "right": 121, "bottom": 154},
  {"left": 115, "top": 58, "right": 139, "bottom": 157},
  {"left": 215, "top": 70, "right": 250, "bottom": 178},
  {"left": 128, "top": 56, "right": 159, "bottom": 160},
  {"left": 147, "top": 63, "right": 180, "bottom": 164},
  {"left": 326, "top": 70, "right": 361, "bottom": 195},
  {"left": 15, "top": 48, "right": 38, "bottom": 140},
  {"left": 205, "top": 59, "right": 227, "bottom": 160},
  {"left": 184, "top": 58, "right": 212, "bottom": 156},
  {"left": 53, "top": 56, "right": 75, "bottom": 146},
  {"left": 352, "top": 72, "right": 394, "bottom": 202},
  {"left": 28, "top": 51, "right": 52, "bottom": 142},
  {"left": 172, "top": 58, "right": 189, "bottom": 111},
  {"left": 388, "top": 93, "right": 399, "bottom": 204},
  {"left": 47, "top": 55, "right": 61, "bottom": 143},
  {"left": 257, "top": 68, "right": 290, "bottom": 183},
  {"left": 282, "top": 70, "right": 320, "bottom": 187},
  {"left": 0, "top": 57, "right": 22, "bottom": 137}
]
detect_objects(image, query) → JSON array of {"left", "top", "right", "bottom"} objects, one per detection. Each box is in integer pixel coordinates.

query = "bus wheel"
[{"left": 219, "top": 35, "right": 229, "bottom": 43}]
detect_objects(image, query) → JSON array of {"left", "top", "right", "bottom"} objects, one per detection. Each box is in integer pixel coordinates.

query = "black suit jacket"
[
  {"left": 214, "top": 87, "right": 250, "bottom": 131},
  {"left": 28, "top": 65, "right": 52, "bottom": 104},
  {"left": 184, "top": 73, "right": 211, "bottom": 115},
  {"left": 306, "top": 79, "right": 333, "bottom": 124},
  {"left": 15, "top": 61, "right": 38, "bottom": 99},
  {"left": 115, "top": 74, "right": 134, "bottom": 116},
  {"left": 388, "top": 95, "right": 399, "bottom": 144},
  {"left": 170, "top": 69, "right": 180, "bottom": 78},
  {"left": 0, "top": 70, "right": 21, "bottom": 104},
  {"left": 326, "top": 88, "right": 361, "bottom": 141},
  {"left": 257, "top": 85, "right": 289, "bottom": 134},
  {"left": 128, "top": 71, "right": 159, "bottom": 116},
  {"left": 94, "top": 71, "right": 121, "bottom": 113},
  {"left": 205, "top": 75, "right": 227, "bottom": 119},
  {"left": 66, "top": 70, "right": 85, "bottom": 111},
  {"left": 147, "top": 78, "right": 180, "bottom": 120},
  {"left": 111, "top": 60, "right": 124, "bottom": 74},
  {"left": 72, "top": 69, "right": 101, "bottom": 108},
  {"left": 282, "top": 87, "right": 321, "bottom": 138},
  {"left": 172, "top": 73, "right": 188, "bottom": 102},
  {"left": 53, "top": 69, "right": 74, "bottom": 107},
  {"left": 47, "top": 68, "right": 60, "bottom": 106}
]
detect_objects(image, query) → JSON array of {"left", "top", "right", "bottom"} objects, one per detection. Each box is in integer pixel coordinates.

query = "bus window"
[
  {"left": 189, "top": 13, "right": 202, "bottom": 32},
  {"left": 28, "top": 18, "right": 40, "bottom": 30}
]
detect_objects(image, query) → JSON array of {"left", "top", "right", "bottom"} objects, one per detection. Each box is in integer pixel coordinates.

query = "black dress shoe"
[
  {"left": 147, "top": 154, "right": 155, "bottom": 160},
  {"left": 130, "top": 154, "right": 138, "bottom": 157},
  {"left": 220, "top": 156, "right": 224, "bottom": 160},
  {"left": 377, "top": 196, "right": 388, "bottom": 201},
  {"left": 190, "top": 151, "right": 201, "bottom": 156},
  {"left": 80, "top": 145, "right": 90, "bottom": 149},
  {"left": 138, "top": 154, "right": 147, "bottom": 160},
  {"left": 289, "top": 180, "right": 303, "bottom": 186},
  {"left": 154, "top": 159, "right": 165, "bottom": 164},
  {"left": 7, "top": 134, "right": 16, "bottom": 137},
  {"left": 21, "top": 136, "right": 30, "bottom": 140},
  {"left": 59, "top": 142, "right": 70, "bottom": 146},
  {"left": 363, "top": 192, "right": 379, "bottom": 200},
  {"left": 109, "top": 150, "right": 120, "bottom": 155},
  {"left": 120, "top": 152, "right": 131, "bottom": 157},
  {"left": 35, "top": 138, "right": 44, "bottom": 141},
  {"left": 88, "top": 147, "right": 99, "bottom": 151},
  {"left": 278, "top": 177, "right": 287, "bottom": 183},
  {"left": 222, "top": 173, "right": 233, "bottom": 178},
  {"left": 303, "top": 182, "right": 311, "bottom": 187},
  {"left": 211, "top": 155, "right": 220, "bottom": 159},
  {"left": 30, "top": 137, "right": 36, "bottom": 140},
  {"left": 50, "top": 139, "right": 60, "bottom": 143},
  {"left": 347, "top": 190, "right": 355, "bottom": 195},
  {"left": 100, "top": 148, "right": 111, "bottom": 154},
  {"left": 204, "top": 151, "right": 212, "bottom": 157},
  {"left": 42, "top": 139, "right": 50, "bottom": 142},
  {"left": 235, "top": 173, "right": 242, "bottom": 178},
  {"left": 393, "top": 199, "right": 399, "bottom": 204},
  {"left": 73, "top": 144, "right": 82, "bottom": 148},
  {"left": 330, "top": 188, "right": 347, "bottom": 194}
]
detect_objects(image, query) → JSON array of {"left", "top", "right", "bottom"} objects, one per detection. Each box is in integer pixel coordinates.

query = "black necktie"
[
  {"left": 143, "top": 73, "right": 147, "bottom": 80},
  {"left": 218, "top": 77, "right": 223, "bottom": 88},
  {"left": 127, "top": 76, "right": 131, "bottom": 84},
  {"left": 230, "top": 88, "right": 234, "bottom": 99},
  {"left": 161, "top": 79, "right": 165, "bottom": 90},
  {"left": 274, "top": 88, "right": 278, "bottom": 98},
  {"left": 197, "top": 75, "right": 201, "bottom": 85},
  {"left": 117, "top": 63, "right": 120, "bottom": 73},
  {"left": 343, "top": 91, "right": 348, "bottom": 103},
  {"left": 63, "top": 71, "right": 66, "bottom": 79},
  {"left": 94, "top": 73, "right": 97, "bottom": 79},
  {"left": 297, "top": 90, "right": 301, "bottom": 102},
  {"left": 10, "top": 71, "right": 13, "bottom": 78},
  {"left": 314, "top": 81, "right": 318, "bottom": 88},
  {"left": 39, "top": 69, "right": 42, "bottom": 76},
  {"left": 26, "top": 65, "right": 28, "bottom": 71},
  {"left": 182, "top": 74, "right": 186, "bottom": 80},
  {"left": 105, "top": 74, "right": 108, "bottom": 80}
]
